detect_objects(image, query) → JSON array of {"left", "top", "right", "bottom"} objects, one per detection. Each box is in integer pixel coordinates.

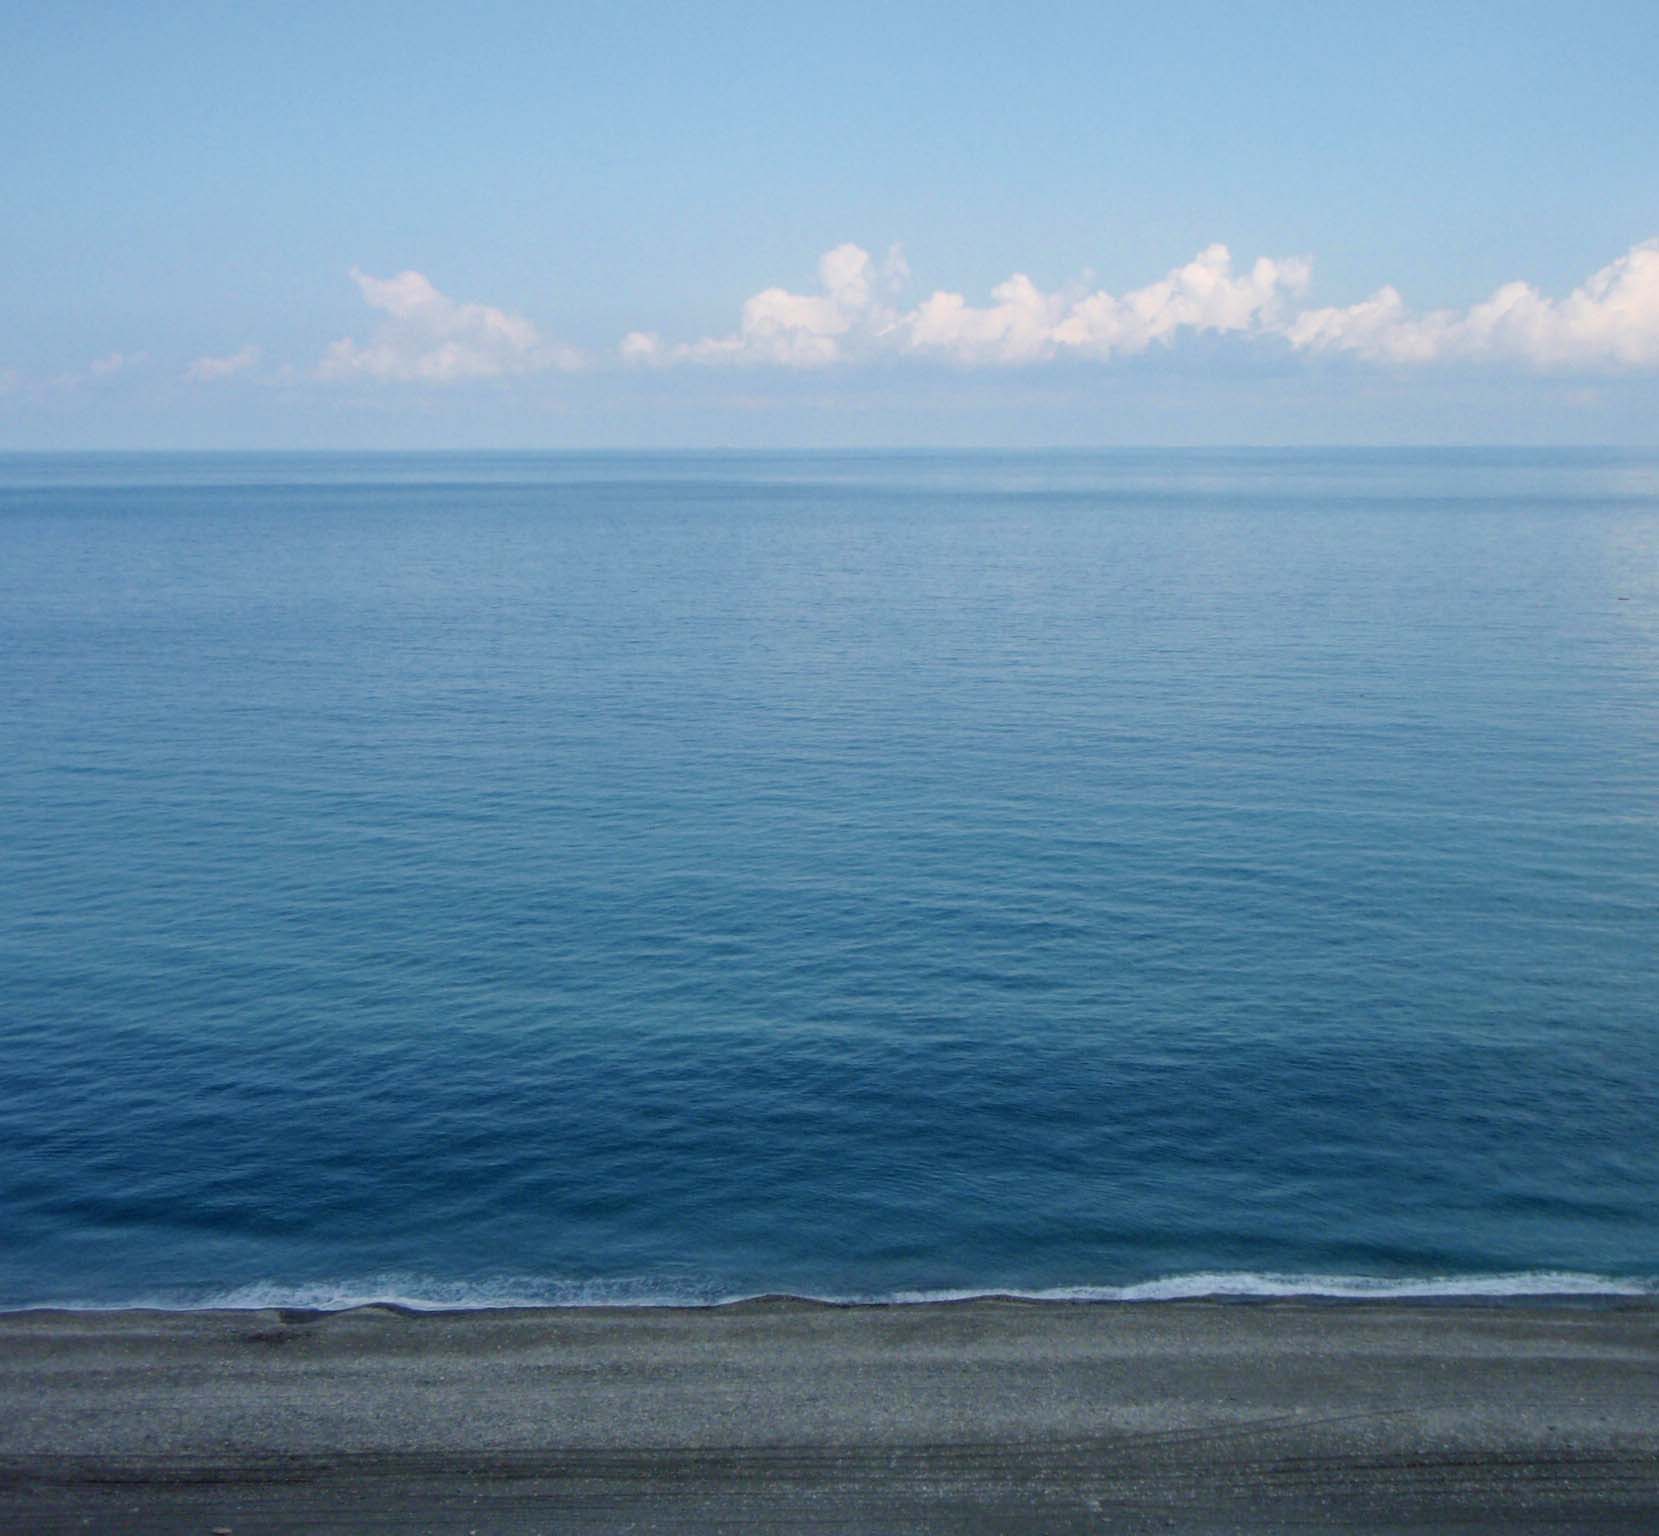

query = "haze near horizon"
[{"left": 4, "top": 0, "right": 1659, "bottom": 448}]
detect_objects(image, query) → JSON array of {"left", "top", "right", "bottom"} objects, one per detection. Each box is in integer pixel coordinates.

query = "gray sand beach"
[{"left": 3, "top": 1298, "right": 1657, "bottom": 1532}]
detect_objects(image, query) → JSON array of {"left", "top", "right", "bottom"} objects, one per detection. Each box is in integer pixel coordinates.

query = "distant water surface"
[{"left": 1, "top": 450, "right": 1656, "bottom": 1308}]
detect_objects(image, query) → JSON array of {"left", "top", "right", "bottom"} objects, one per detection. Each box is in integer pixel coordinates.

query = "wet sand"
[{"left": 2, "top": 1298, "right": 1657, "bottom": 1532}]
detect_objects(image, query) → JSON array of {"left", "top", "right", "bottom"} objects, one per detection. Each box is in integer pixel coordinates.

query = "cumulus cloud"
[
  {"left": 622, "top": 243, "right": 909, "bottom": 367},
  {"left": 624, "top": 238, "right": 1659, "bottom": 375},
  {"left": 631, "top": 243, "right": 1307, "bottom": 368},
  {"left": 1287, "top": 240, "right": 1659, "bottom": 369},
  {"left": 185, "top": 345, "right": 260, "bottom": 382},
  {"left": 907, "top": 245, "right": 1311, "bottom": 364},
  {"left": 319, "top": 269, "right": 581, "bottom": 383}
]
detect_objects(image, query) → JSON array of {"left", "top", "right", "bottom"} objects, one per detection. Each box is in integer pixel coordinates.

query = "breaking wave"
[{"left": 15, "top": 1270, "right": 1655, "bottom": 1314}]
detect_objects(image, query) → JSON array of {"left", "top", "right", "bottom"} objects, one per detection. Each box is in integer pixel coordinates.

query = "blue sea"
[{"left": 2, "top": 449, "right": 1656, "bottom": 1310}]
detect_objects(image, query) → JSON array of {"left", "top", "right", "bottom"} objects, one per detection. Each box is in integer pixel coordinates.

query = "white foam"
[
  {"left": 190, "top": 1273, "right": 747, "bottom": 1312},
  {"left": 11, "top": 1269, "right": 1654, "bottom": 1313},
  {"left": 883, "top": 1271, "right": 1658, "bottom": 1304}
]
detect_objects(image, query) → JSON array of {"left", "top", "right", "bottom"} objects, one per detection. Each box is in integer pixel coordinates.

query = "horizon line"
[{"left": 3, "top": 443, "right": 1657, "bottom": 456}]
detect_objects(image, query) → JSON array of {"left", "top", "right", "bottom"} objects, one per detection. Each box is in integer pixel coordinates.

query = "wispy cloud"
[
  {"left": 87, "top": 351, "right": 145, "bottom": 380},
  {"left": 1287, "top": 240, "right": 1659, "bottom": 368},
  {"left": 319, "top": 269, "right": 582, "bottom": 383},
  {"left": 186, "top": 344, "right": 261, "bottom": 382},
  {"left": 48, "top": 351, "right": 147, "bottom": 389}
]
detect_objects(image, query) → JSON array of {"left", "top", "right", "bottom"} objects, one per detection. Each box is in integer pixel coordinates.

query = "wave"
[
  {"left": 11, "top": 1269, "right": 1656, "bottom": 1314},
  {"left": 887, "top": 1271, "right": 1659, "bottom": 1304}
]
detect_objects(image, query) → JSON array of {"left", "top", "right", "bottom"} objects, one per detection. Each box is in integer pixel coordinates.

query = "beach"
[{"left": 3, "top": 1298, "right": 1656, "bottom": 1532}]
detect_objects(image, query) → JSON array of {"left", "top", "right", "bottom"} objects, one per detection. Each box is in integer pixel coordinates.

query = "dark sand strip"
[{"left": 2, "top": 1298, "right": 1657, "bottom": 1533}]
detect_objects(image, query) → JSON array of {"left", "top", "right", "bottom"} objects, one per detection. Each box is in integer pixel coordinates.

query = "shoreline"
[
  {"left": 5, "top": 1298, "right": 1657, "bottom": 1532},
  {"left": 5, "top": 1264, "right": 1651, "bottom": 1315},
  {"left": 7, "top": 1294, "right": 1655, "bottom": 1326}
]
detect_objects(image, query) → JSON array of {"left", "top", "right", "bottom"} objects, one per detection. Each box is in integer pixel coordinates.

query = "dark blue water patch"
[{"left": 1, "top": 449, "right": 1656, "bottom": 1307}]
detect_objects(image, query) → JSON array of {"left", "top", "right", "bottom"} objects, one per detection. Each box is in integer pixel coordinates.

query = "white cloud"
[
  {"left": 49, "top": 352, "right": 146, "bottom": 388},
  {"left": 625, "top": 238, "right": 1659, "bottom": 375},
  {"left": 907, "top": 245, "right": 1311, "bottom": 364},
  {"left": 619, "top": 330, "right": 664, "bottom": 364},
  {"left": 186, "top": 345, "right": 261, "bottom": 382},
  {"left": 623, "top": 244, "right": 909, "bottom": 367},
  {"left": 634, "top": 243, "right": 1307, "bottom": 368},
  {"left": 905, "top": 273, "right": 1064, "bottom": 364},
  {"left": 1287, "top": 240, "right": 1659, "bottom": 369},
  {"left": 318, "top": 269, "right": 581, "bottom": 383},
  {"left": 87, "top": 351, "right": 144, "bottom": 378}
]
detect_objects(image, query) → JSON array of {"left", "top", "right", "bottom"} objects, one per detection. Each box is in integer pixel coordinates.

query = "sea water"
[{"left": 1, "top": 449, "right": 1656, "bottom": 1309}]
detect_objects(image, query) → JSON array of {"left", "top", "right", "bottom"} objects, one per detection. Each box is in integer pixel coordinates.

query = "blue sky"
[{"left": 5, "top": 0, "right": 1659, "bottom": 447}]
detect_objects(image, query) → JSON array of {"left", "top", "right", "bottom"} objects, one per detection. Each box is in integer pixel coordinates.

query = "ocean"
[{"left": 2, "top": 449, "right": 1655, "bottom": 1309}]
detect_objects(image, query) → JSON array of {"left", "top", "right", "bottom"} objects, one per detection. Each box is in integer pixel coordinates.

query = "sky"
[{"left": 4, "top": 0, "right": 1659, "bottom": 449}]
